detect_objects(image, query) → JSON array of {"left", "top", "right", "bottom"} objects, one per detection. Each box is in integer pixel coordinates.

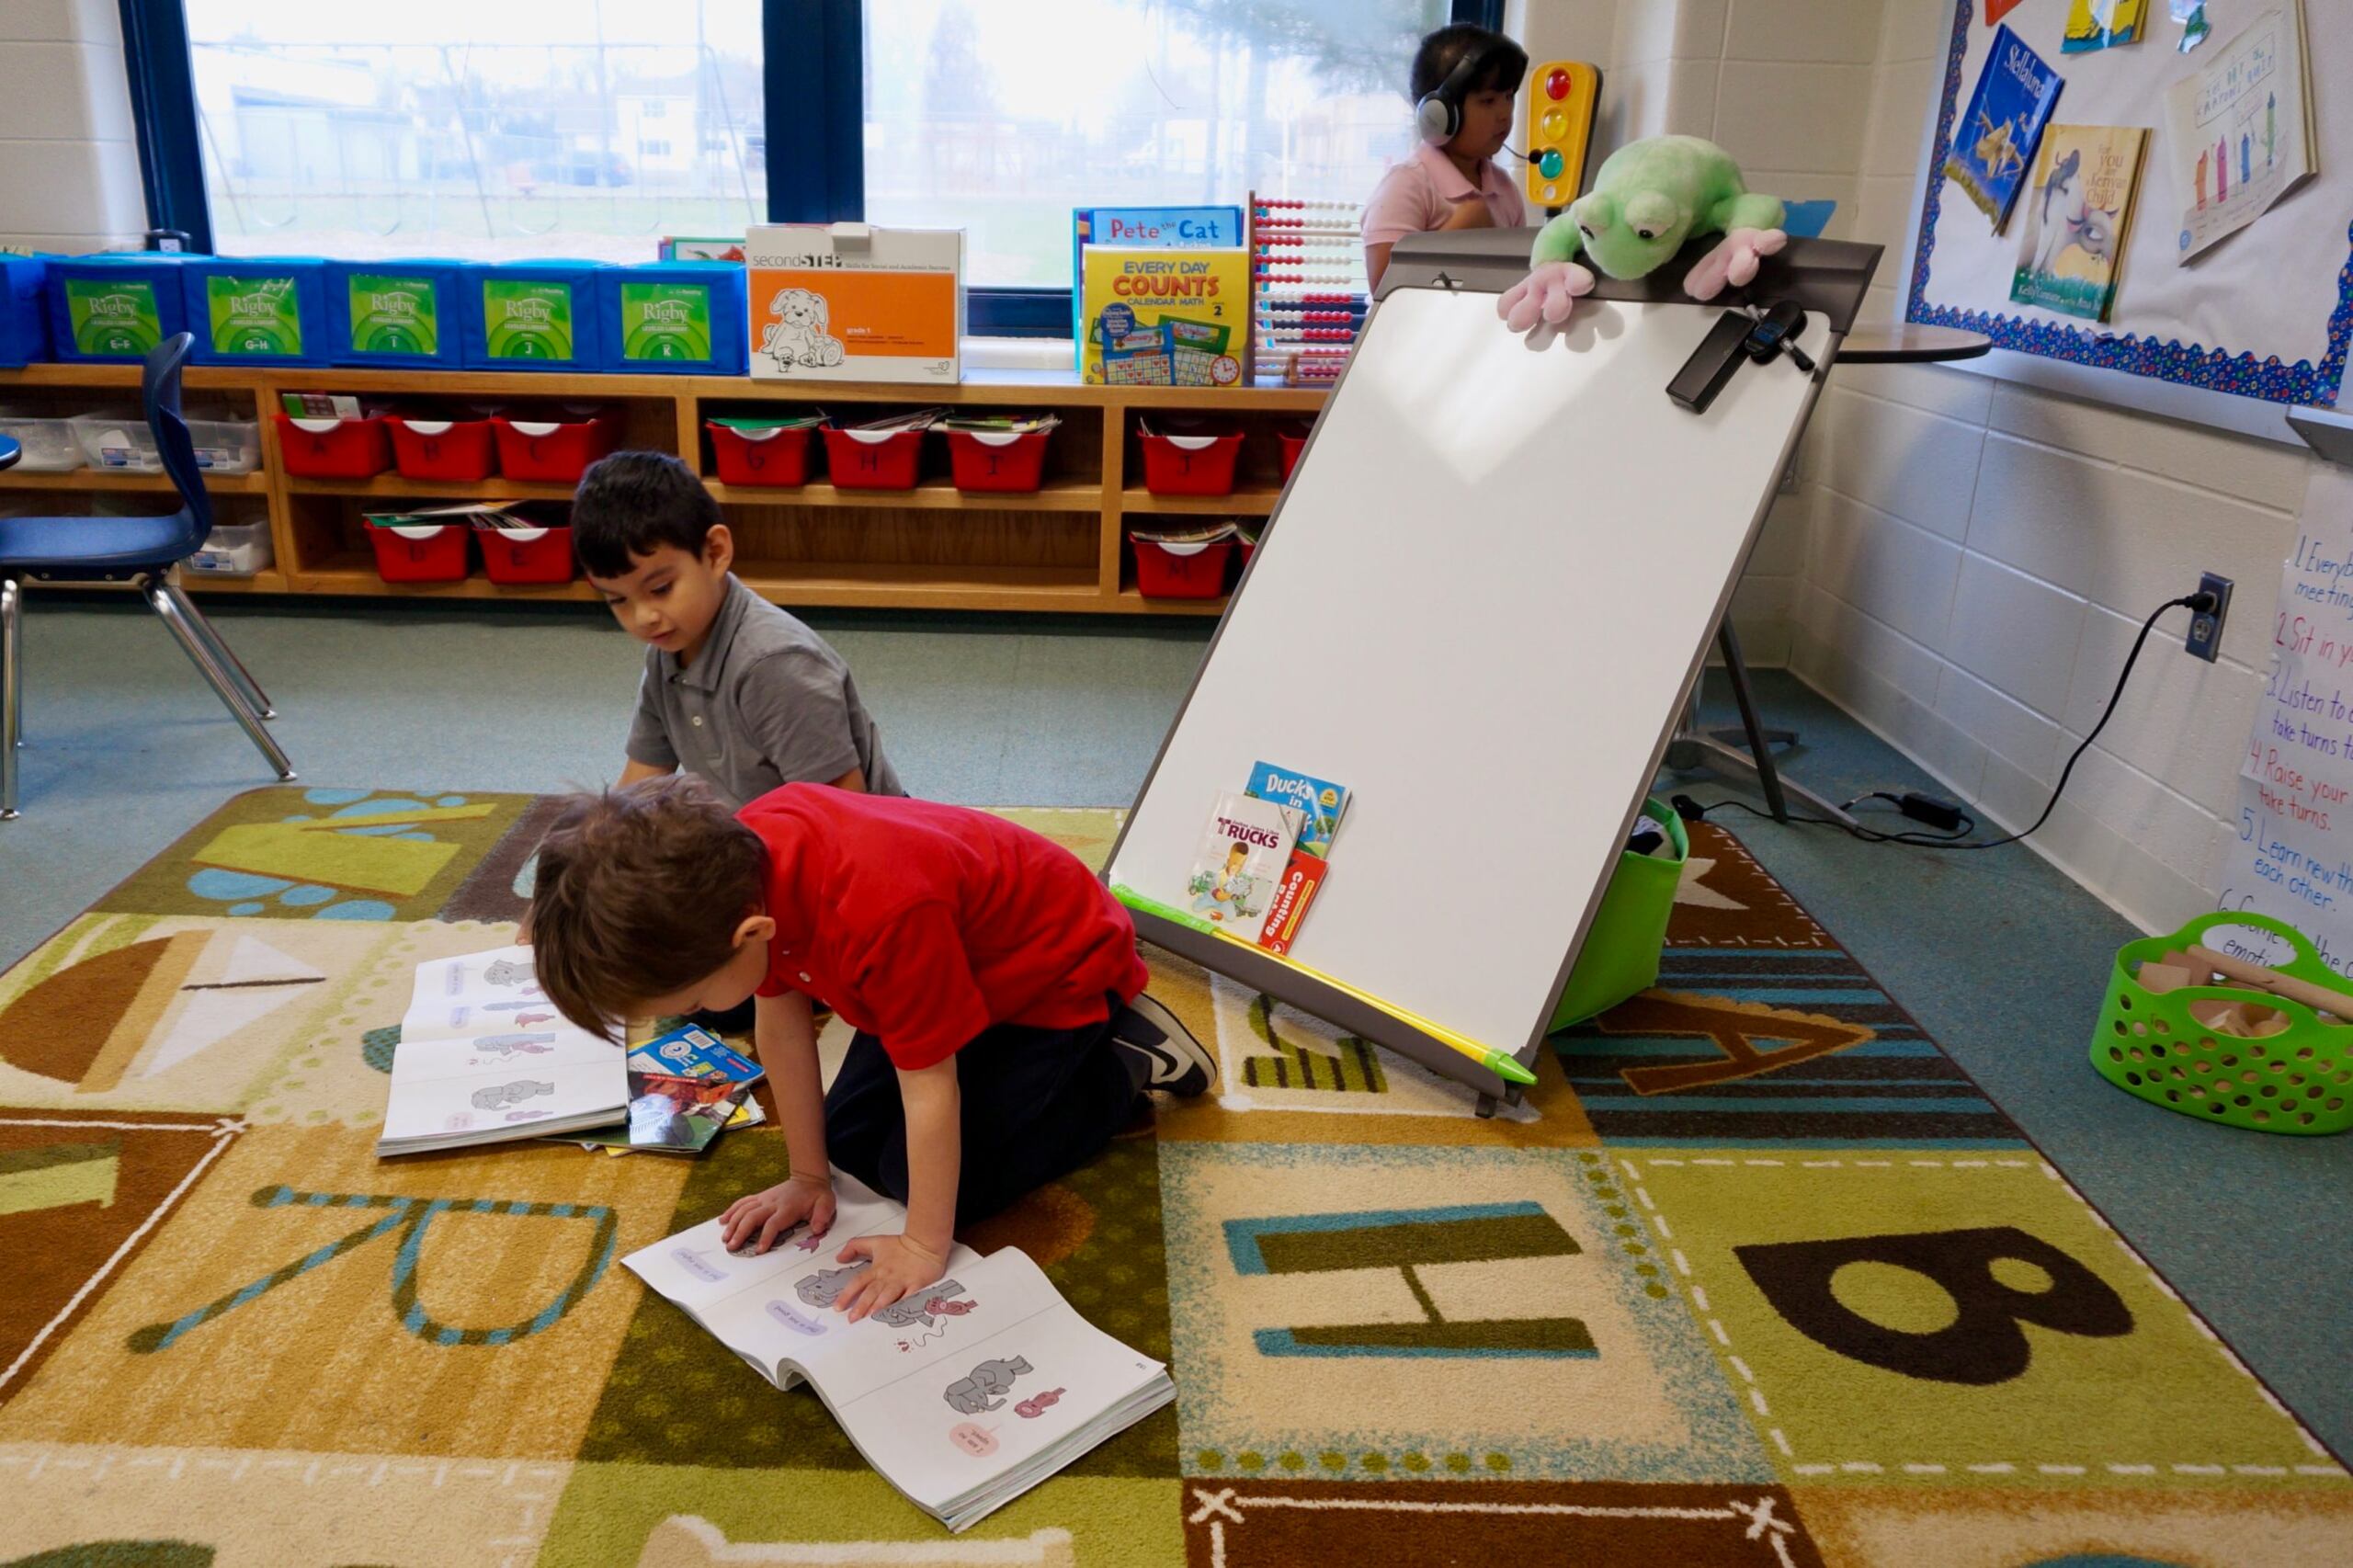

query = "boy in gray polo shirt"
[{"left": 574, "top": 451, "right": 904, "bottom": 809}]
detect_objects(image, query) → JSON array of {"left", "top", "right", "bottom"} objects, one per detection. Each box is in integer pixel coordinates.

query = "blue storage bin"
[
  {"left": 46, "top": 254, "right": 188, "bottom": 363},
  {"left": 183, "top": 256, "right": 331, "bottom": 366},
  {"left": 324, "top": 259, "right": 465, "bottom": 369},
  {"left": 597, "top": 261, "right": 746, "bottom": 374},
  {"left": 460, "top": 261, "right": 605, "bottom": 371},
  {"left": 0, "top": 255, "right": 49, "bottom": 368}
]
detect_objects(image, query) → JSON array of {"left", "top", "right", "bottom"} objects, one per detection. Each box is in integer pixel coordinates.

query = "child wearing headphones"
[{"left": 1362, "top": 23, "right": 1530, "bottom": 290}]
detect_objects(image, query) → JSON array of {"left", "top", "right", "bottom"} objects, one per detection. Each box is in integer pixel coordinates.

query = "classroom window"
[
  {"left": 859, "top": 0, "right": 1456, "bottom": 289},
  {"left": 179, "top": 0, "right": 766, "bottom": 262}
]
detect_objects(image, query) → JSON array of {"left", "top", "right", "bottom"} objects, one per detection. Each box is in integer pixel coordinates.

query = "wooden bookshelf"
[{"left": 0, "top": 364, "right": 1325, "bottom": 616}]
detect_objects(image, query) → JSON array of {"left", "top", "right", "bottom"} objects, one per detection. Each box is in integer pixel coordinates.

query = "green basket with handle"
[
  {"left": 1551, "top": 797, "right": 1688, "bottom": 1031},
  {"left": 2093, "top": 910, "right": 2353, "bottom": 1135}
]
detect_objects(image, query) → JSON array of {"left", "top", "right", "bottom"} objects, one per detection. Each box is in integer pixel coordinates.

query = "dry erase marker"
[{"left": 1109, "top": 884, "right": 1539, "bottom": 1087}]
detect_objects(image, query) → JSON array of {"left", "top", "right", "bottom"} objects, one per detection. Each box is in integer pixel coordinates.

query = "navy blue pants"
[{"left": 824, "top": 997, "right": 1147, "bottom": 1225}]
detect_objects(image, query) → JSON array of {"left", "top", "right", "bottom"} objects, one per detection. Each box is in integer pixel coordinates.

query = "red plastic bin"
[
  {"left": 388, "top": 417, "right": 497, "bottom": 482},
  {"left": 1139, "top": 430, "right": 1243, "bottom": 495},
  {"left": 275, "top": 414, "right": 391, "bottom": 479},
  {"left": 366, "top": 522, "right": 470, "bottom": 584},
  {"left": 824, "top": 426, "right": 925, "bottom": 491},
  {"left": 707, "top": 421, "right": 817, "bottom": 487},
  {"left": 493, "top": 411, "right": 622, "bottom": 483},
  {"left": 1133, "top": 535, "right": 1235, "bottom": 598},
  {"left": 475, "top": 521, "right": 574, "bottom": 585},
  {"left": 946, "top": 429, "right": 1050, "bottom": 493},
  {"left": 1277, "top": 422, "right": 1313, "bottom": 483}
]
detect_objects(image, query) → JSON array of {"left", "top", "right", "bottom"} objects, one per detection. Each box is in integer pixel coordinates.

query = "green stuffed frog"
[{"left": 1499, "top": 135, "right": 1788, "bottom": 332}]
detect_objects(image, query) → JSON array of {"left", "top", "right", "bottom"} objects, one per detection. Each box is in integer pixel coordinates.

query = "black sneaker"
[{"left": 1111, "top": 992, "right": 1216, "bottom": 1097}]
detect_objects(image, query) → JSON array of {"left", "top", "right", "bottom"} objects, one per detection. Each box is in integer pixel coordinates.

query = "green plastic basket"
[
  {"left": 2092, "top": 911, "right": 2353, "bottom": 1136},
  {"left": 1552, "top": 798, "right": 1688, "bottom": 1031}
]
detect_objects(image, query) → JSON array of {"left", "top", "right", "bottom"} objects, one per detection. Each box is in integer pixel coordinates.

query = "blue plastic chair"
[{"left": 0, "top": 333, "right": 294, "bottom": 818}]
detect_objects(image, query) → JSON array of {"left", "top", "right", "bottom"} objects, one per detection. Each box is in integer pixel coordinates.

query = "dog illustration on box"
[{"left": 762, "top": 288, "right": 847, "bottom": 371}]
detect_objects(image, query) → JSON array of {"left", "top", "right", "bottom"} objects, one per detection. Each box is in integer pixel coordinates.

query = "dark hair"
[
  {"left": 1410, "top": 23, "right": 1528, "bottom": 104},
  {"left": 571, "top": 450, "right": 723, "bottom": 578},
  {"left": 526, "top": 774, "right": 768, "bottom": 1040}
]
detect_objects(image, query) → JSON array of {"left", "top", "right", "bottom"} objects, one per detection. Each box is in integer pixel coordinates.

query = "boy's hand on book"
[
  {"left": 829, "top": 1233, "right": 948, "bottom": 1323},
  {"left": 720, "top": 1175, "right": 836, "bottom": 1256}
]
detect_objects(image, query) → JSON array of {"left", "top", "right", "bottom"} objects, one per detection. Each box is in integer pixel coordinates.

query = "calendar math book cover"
[{"left": 1080, "top": 245, "right": 1246, "bottom": 387}]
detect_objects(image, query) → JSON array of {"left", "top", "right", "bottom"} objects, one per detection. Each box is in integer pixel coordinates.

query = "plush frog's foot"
[
  {"left": 1497, "top": 260, "right": 1597, "bottom": 332},
  {"left": 1683, "top": 227, "right": 1788, "bottom": 301}
]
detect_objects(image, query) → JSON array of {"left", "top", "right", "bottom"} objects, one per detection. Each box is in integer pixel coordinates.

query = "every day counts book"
[{"left": 626, "top": 1172, "right": 1174, "bottom": 1531}]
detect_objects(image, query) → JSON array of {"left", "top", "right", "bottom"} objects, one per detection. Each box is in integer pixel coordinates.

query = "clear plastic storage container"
[
  {"left": 183, "top": 520, "right": 275, "bottom": 577},
  {"left": 0, "top": 410, "right": 85, "bottom": 472},
  {"left": 69, "top": 410, "right": 260, "bottom": 474}
]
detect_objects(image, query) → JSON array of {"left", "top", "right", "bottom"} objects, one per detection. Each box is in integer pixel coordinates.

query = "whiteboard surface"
[
  {"left": 1904, "top": 0, "right": 2352, "bottom": 420},
  {"left": 1107, "top": 287, "right": 1829, "bottom": 1054}
]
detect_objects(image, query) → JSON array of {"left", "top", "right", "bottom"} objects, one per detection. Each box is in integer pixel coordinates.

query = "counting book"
[{"left": 624, "top": 1173, "right": 1173, "bottom": 1531}]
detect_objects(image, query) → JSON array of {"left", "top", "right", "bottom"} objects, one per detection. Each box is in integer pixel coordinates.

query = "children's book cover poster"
[
  {"left": 1245, "top": 761, "right": 1348, "bottom": 859},
  {"left": 1185, "top": 791, "right": 1302, "bottom": 928},
  {"left": 1080, "top": 246, "right": 1246, "bottom": 387},
  {"left": 2010, "top": 125, "right": 2150, "bottom": 322},
  {"left": 2162, "top": 4, "right": 2314, "bottom": 262},
  {"left": 1944, "top": 25, "right": 2063, "bottom": 230},
  {"left": 2063, "top": 0, "right": 2148, "bottom": 53}
]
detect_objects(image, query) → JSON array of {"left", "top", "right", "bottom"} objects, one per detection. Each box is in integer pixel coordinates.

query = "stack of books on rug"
[
  {"left": 574, "top": 1024, "right": 767, "bottom": 1156},
  {"left": 626, "top": 1171, "right": 1175, "bottom": 1531}
]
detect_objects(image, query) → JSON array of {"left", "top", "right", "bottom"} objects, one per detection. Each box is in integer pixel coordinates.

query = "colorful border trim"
[{"left": 1907, "top": 0, "right": 2350, "bottom": 408}]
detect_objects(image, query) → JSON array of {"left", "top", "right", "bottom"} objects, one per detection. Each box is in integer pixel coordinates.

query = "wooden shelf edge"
[
  {"left": 705, "top": 480, "right": 1108, "bottom": 512},
  {"left": 0, "top": 469, "right": 267, "bottom": 493},
  {"left": 284, "top": 474, "right": 581, "bottom": 501},
  {"left": 1120, "top": 487, "right": 1280, "bottom": 516}
]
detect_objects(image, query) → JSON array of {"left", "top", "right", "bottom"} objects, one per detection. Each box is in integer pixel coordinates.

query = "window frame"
[{"left": 121, "top": 0, "right": 1503, "bottom": 336}]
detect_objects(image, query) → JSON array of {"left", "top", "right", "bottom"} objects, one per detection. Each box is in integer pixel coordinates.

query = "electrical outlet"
[{"left": 2186, "top": 572, "right": 2232, "bottom": 662}]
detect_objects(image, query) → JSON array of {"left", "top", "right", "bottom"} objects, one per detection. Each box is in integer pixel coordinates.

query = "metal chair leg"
[
  {"left": 2, "top": 575, "right": 19, "bottom": 819},
  {"left": 161, "top": 578, "right": 274, "bottom": 719},
  {"left": 145, "top": 581, "right": 296, "bottom": 781}
]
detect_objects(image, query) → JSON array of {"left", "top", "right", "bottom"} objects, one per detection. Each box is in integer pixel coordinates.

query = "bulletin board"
[{"left": 1903, "top": 0, "right": 2353, "bottom": 436}]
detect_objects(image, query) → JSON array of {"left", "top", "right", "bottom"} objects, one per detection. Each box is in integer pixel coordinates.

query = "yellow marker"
[{"left": 1110, "top": 884, "right": 1539, "bottom": 1087}]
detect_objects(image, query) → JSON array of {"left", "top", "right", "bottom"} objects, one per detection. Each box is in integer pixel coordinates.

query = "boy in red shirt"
[{"left": 527, "top": 775, "right": 1213, "bottom": 1322}]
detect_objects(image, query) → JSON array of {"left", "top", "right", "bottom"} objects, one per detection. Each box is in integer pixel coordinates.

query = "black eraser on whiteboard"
[{"left": 1668, "top": 310, "right": 1755, "bottom": 414}]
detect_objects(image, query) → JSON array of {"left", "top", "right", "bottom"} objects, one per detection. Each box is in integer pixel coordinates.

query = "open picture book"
[
  {"left": 623, "top": 1172, "right": 1174, "bottom": 1532},
  {"left": 376, "top": 944, "right": 629, "bottom": 1156}
]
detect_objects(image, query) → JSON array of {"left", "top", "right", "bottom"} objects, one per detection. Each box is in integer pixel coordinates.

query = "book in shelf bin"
[
  {"left": 1943, "top": 24, "right": 2063, "bottom": 231},
  {"left": 376, "top": 945, "right": 628, "bottom": 1156},
  {"left": 624, "top": 1170, "right": 1174, "bottom": 1532},
  {"left": 2010, "top": 124, "right": 2149, "bottom": 324}
]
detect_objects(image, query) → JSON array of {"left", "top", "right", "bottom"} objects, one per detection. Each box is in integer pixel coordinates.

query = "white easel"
[{"left": 1105, "top": 230, "right": 1881, "bottom": 1110}]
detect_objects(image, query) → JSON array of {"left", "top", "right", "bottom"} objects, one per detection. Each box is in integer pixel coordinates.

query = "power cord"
[{"left": 1675, "top": 590, "right": 2218, "bottom": 850}]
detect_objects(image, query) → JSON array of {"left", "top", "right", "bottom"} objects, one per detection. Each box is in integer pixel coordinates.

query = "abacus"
[{"left": 1248, "top": 193, "right": 1367, "bottom": 388}]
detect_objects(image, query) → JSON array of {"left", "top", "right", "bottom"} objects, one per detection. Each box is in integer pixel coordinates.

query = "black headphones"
[{"left": 1415, "top": 36, "right": 1508, "bottom": 145}]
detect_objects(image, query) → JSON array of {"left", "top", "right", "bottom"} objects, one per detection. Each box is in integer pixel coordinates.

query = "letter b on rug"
[{"left": 1733, "top": 1226, "right": 2131, "bottom": 1384}]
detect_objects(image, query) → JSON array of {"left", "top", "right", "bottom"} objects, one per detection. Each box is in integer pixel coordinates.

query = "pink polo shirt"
[{"left": 1361, "top": 142, "right": 1527, "bottom": 247}]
